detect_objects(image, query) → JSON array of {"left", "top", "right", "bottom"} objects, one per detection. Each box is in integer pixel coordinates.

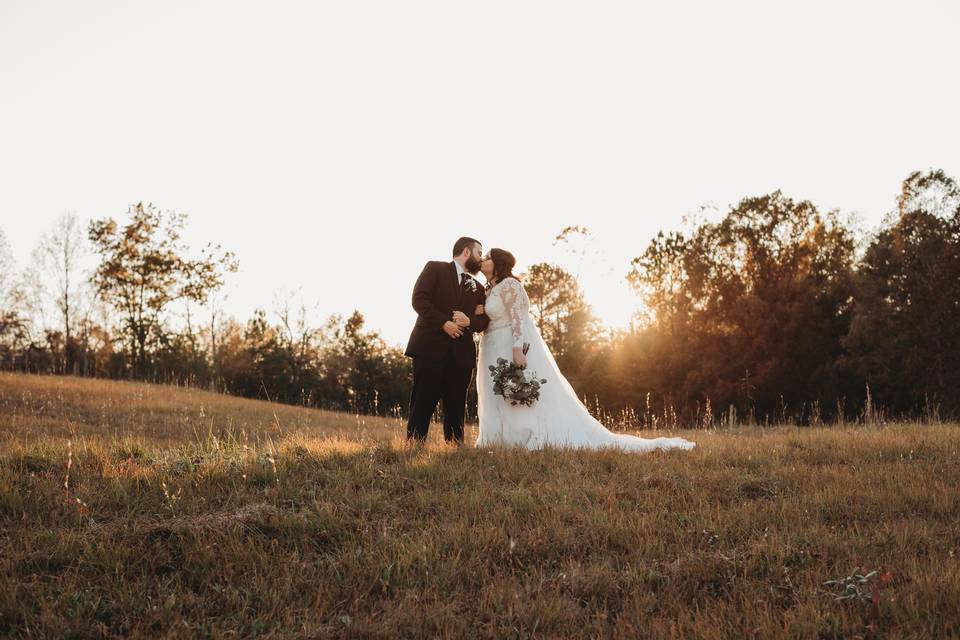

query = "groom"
[{"left": 405, "top": 237, "right": 490, "bottom": 445}]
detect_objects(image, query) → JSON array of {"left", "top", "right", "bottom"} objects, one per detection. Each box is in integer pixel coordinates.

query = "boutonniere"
[{"left": 465, "top": 277, "right": 478, "bottom": 293}]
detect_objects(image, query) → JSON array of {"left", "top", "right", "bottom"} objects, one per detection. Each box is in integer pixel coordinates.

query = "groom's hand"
[
  {"left": 452, "top": 311, "right": 470, "bottom": 328},
  {"left": 443, "top": 321, "right": 464, "bottom": 338}
]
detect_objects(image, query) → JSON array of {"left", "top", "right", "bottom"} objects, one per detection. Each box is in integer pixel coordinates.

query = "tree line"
[{"left": 1, "top": 169, "right": 958, "bottom": 425}]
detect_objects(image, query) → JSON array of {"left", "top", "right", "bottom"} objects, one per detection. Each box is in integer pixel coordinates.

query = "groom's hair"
[{"left": 452, "top": 236, "right": 481, "bottom": 257}]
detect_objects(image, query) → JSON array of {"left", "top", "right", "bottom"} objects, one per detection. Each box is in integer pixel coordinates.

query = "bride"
[{"left": 475, "top": 248, "right": 696, "bottom": 452}]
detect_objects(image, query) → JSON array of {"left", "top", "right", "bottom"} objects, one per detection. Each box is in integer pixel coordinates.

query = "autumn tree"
[
  {"left": 88, "top": 202, "right": 238, "bottom": 378},
  {"left": 0, "top": 227, "right": 15, "bottom": 310},
  {"left": 521, "top": 262, "right": 600, "bottom": 379},
  {"left": 627, "top": 191, "right": 856, "bottom": 422},
  {"left": 0, "top": 228, "right": 29, "bottom": 368},
  {"left": 843, "top": 169, "right": 960, "bottom": 415},
  {"left": 30, "top": 212, "right": 88, "bottom": 372},
  {"left": 316, "top": 311, "right": 410, "bottom": 414}
]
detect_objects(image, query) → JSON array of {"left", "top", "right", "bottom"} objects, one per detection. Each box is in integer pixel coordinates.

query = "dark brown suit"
[{"left": 404, "top": 260, "right": 490, "bottom": 443}]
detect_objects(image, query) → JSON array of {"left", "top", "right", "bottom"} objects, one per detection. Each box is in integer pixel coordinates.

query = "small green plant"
[{"left": 822, "top": 568, "right": 878, "bottom": 602}]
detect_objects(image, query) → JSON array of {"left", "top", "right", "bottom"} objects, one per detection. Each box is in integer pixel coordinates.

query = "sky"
[{"left": 2, "top": 0, "right": 959, "bottom": 346}]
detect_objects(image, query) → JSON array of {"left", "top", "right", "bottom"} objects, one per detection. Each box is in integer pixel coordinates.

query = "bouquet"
[{"left": 489, "top": 344, "right": 548, "bottom": 407}]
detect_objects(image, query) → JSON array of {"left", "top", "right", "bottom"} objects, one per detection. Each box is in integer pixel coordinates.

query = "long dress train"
[{"left": 476, "top": 278, "right": 696, "bottom": 452}]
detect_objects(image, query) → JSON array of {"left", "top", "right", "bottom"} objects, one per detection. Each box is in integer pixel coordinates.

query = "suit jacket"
[{"left": 404, "top": 260, "right": 491, "bottom": 366}]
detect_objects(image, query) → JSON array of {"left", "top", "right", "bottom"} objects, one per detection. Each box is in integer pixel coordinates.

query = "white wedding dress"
[{"left": 476, "top": 278, "right": 696, "bottom": 452}]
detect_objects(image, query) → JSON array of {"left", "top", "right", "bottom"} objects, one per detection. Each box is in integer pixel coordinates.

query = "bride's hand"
[
  {"left": 474, "top": 304, "right": 485, "bottom": 316},
  {"left": 512, "top": 347, "right": 527, "bottom": 368}
]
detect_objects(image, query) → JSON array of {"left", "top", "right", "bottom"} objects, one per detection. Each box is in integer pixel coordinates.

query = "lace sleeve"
[{"left": 499, "top": 278, "right": 526, "bottom": 349}]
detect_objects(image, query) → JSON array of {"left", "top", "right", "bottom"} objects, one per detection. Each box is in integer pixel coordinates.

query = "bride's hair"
[{"left": 489, "top": 248, "right": 520, "bottom": 285}]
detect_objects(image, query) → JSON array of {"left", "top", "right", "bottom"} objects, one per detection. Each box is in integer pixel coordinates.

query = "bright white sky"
[{"left": 2, "top": 1, "right": 959, "bottom": 346}]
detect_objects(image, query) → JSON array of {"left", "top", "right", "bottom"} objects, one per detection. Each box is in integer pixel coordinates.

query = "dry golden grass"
[
  {"left": 1, "top": 372, "right": 959, "bottom": 638},
  {"left": 0, "top": 372, "right": 404, "bottom": 446}
]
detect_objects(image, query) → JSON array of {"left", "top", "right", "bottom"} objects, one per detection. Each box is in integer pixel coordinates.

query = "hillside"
[
  {"left": 0, "top": 372, "right": 406, "bottom": 446},
  {"left": 1, "top": 373, "right": 959, "bottom": 638}
]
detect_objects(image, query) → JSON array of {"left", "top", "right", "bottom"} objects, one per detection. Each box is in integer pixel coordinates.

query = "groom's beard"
[{"left": 464, "top": 256, "right": 482, "bottom": 274}]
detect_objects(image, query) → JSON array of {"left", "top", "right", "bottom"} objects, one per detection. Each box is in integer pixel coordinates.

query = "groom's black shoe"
[
  {"left": 405, "top": 430, "right": 427, "bottom": 444},
  {"left": 442, "top": 427, "right": 465, "bottom": 447},
  {"left": 405, "top": 436, "right": 426, "bottom": 451}
]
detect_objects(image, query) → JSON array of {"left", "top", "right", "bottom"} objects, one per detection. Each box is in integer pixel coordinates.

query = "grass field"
[{"left": 1, "top": 372, "right": 959, "bottom": 638}]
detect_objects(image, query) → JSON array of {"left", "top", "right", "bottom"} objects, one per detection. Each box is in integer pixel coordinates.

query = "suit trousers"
[{"left": 406, "top": 350, "right": 474, "bottom": 444}]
